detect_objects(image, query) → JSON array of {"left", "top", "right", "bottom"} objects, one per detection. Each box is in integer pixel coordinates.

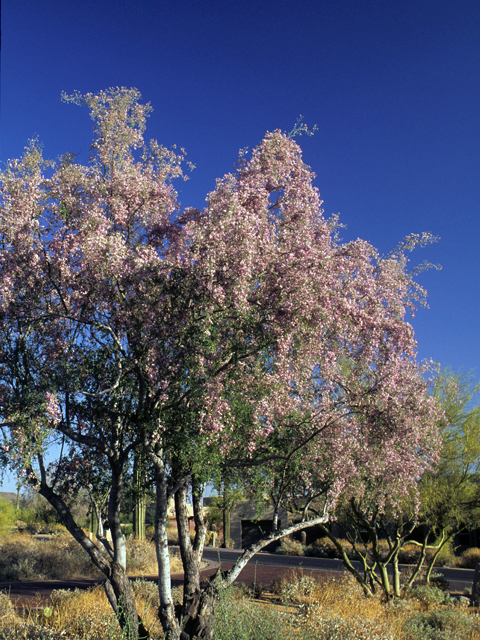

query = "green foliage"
[
  {"left": 420, "top": 369, "right": 480, "bottom": 536},
  {"left": 407, "top": 585, "right": 449, "bottom": 607},
  {"left": 0, "top": 496, "right": 15, "bottom": 535},
  {"left": 17, "top": 489, "right": 62, "bottom": 529},
  {"left": 214, "top": 586, "right": 308, "bottom": 640},
  {"left": 402, "top": 609, "right": 479, "bottom": 640}
]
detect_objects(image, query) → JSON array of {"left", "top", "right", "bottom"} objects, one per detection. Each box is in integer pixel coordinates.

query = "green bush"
[
  {"left": 433, "top": 541, "right": 458, "bottom": 567},
  {"left": 402, "top": 609, "right": 479, "bottom": 640},
  {"left": 213, "top": 586, "right": 308, "bottom": 640},
  {"left": 0, "top": 496, "right": 15, "bottom": 536},
  {"left": 407, "top": 585, "right": 449, "bottom": 608}
]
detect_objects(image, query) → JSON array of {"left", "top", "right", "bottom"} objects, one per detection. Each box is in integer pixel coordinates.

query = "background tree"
[
  {"left": 419, "top": 369, "right": 480, "bottom": 585},
  {"left": 0, "top": 495, "right": 15, "bottom": 535}
]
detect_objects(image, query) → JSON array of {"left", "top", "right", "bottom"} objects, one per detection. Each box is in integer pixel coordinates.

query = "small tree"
[{"left": 420, "top": 369, "right": 480, "bottom": 584}]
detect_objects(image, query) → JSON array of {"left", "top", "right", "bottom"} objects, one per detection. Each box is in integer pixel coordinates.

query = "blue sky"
[{"left": 1, "top": 0, "right": 479, "bottom": 490}]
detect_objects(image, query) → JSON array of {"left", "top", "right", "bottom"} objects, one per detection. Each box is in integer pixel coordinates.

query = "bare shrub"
[
  {"left": 0, "top": 532, "right": 183, "bottom": 581},
  {"left": 398, "top": 543, "right": 424, "bottom": 565},
  {"left": 125, "top": 537, "right": 158, "bottom": 575},
  {"left": 279, "top": 574, "right": 318, "bottom": 603},
  {"left": 0, "top": 533, "right": 99, "bottom": 581}
]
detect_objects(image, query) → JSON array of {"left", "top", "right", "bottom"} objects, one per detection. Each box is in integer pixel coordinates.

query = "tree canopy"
[{"left": 0, "top": 88, "right": 441, "bottom": 639}]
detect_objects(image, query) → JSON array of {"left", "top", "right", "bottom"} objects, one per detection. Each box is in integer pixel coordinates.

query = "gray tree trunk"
[
  {"left": 150, "top": 450, "right": 181, "bottom": 640},
  {"left": 35, "top": 460, "right": 147, "bottom": 640}
]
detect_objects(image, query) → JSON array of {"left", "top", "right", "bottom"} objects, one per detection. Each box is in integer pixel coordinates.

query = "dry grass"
[
  {"left": 296, "top": 572, "right": 405, "bottom": 637},
  {"left": 0, "top": 532, "right": 183, "bottom": 581},
  {"left": 460, "top": 547, "right": 480, "bottom": 569},
  {"left": 1, "top": 545, "right": 479, "bottom": 640},
  {"left": 0, "top": 584, "right": 162, "bottom": 640},
  {"left": 271, "top": 570, "right": 480, "bottom": 640},
  {"left": 1, "top": 574, "right": 479, "bottom": 640}
]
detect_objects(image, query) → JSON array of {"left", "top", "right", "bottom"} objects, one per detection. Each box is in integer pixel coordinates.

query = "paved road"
[
  {"left": 1, "top": 547, "right": 474, "bottom": 609},
  {"left": 202, "top": 547, "right": 475, "bottom": 594}
]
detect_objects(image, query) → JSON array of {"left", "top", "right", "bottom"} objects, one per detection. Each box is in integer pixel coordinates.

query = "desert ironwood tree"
[{"left": 0, "top": 88, "right": 441, "bottom": 639}]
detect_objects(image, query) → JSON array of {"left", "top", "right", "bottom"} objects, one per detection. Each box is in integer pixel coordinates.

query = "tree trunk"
[
  {"left": 425, "top": 530, "right": 450, "bottom": 585},
  {"left": 133, "top": 450, "right": 147, "bottom": 540},
  {"left": 35, "top": 460, "right": 147, "bottom": 640},
  {"left": 174, "top": 476, "right": 213, "bottom": 639},
  {"left": 150, "top": 450, "right": 181, "bottom": 640},
  {"left": 108, "top": 462, "right": 127, "bottom": 569},
  {"left": 316, "top": 523, "right": 375, "bottom": 597},
  {"left": 222, "top": 508, "right": 231, "bottom": 548},
  {"left": 405, "top": 537, "right": 429, "bottom": 591},
  {"left": 179, "top": 582, "right": 219, "bottom": 640},
  {"left": 107, "top": 561, "right": 149, "bottom": 640},
  {"left": 472, "top": 562, "right": 480, "bottom": 607}
]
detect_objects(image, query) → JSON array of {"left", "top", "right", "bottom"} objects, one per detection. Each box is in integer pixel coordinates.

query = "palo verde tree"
[
  {"left": 420, "top": 369, "right": 480, "bottom": 584},
  {"left": 0, "top": 88, "right": 441, "bottom": 639}
]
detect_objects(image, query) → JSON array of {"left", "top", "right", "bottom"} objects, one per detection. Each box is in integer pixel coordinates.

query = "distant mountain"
[{"left": 0, "top": 492, "right": 17, "bottom": 503}]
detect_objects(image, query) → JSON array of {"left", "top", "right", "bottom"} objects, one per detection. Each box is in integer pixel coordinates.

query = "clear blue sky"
[{"left": 1, "top": 0, "right": 479, "bottom": 490}]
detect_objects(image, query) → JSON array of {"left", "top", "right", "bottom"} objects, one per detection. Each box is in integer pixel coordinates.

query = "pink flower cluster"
[{"left": 0, "top": 88, "right": 441, "bottom": 516}]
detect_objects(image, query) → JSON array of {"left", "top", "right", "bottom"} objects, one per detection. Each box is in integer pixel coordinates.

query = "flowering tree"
[{"left": 0, "top": 88, "right": 441, "bottom": 639}]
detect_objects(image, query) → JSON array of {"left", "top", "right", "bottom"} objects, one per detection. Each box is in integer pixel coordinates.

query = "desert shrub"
[
  {"left": 304, "top": 536, "right": 357, "bottom": 559},
  {"left": 313, "top": 615, "right": 395, "bottom": 640},
  {"left": 145, "top": 525, "right": 155, "bottom": 542},
  {"left": 372, "top": 539, "right": 392, "bottom": 562},
  {"left": 41, "top": 586, "right": 121, "bottom": 639},
  {"left": 459, "top": 547, "right": 480, "bottom": 568},
  {"left": 402, "top": 609, "right": 480, "bottom": 640},
  {"left": 0, "top": 533, "right": 180, "bottom": 581},
  {"left": 0, "top": 625, "right": 69, "bottom": 640},
  {"left": 0, "top": 592, "right": 16, "bottom": 624},
  {"left": 131, "top": 579, "right": 159, "bottom": 609},
  {"left": 432, "top": 541, "right": 458, "bottom": 567},
  {"left": 45, "top": 584, "right": 163, "bottom": 639},
  {"left": 279, "top": 574, "right": 318, "bottom": 603},
  {"left": 276, "top": 537, "right": 304, "bottom": 556},
  {"left": 125, "top": 537, "right": 157, "bottom": 575},
  {"left": 0, "top": 534, "right": 100, "bottom": 581},
  {"left": 406, "top": 585, "right": 449, "bottom": 608},
  {"left": 430, "top": 572, "right": 450, "bottom": 591},
  {"left": 214, "top": 585, "right": 308, "bottom": 640},
  {"left": 167, "top": 525, "right": 179, "bottom": 545}
]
